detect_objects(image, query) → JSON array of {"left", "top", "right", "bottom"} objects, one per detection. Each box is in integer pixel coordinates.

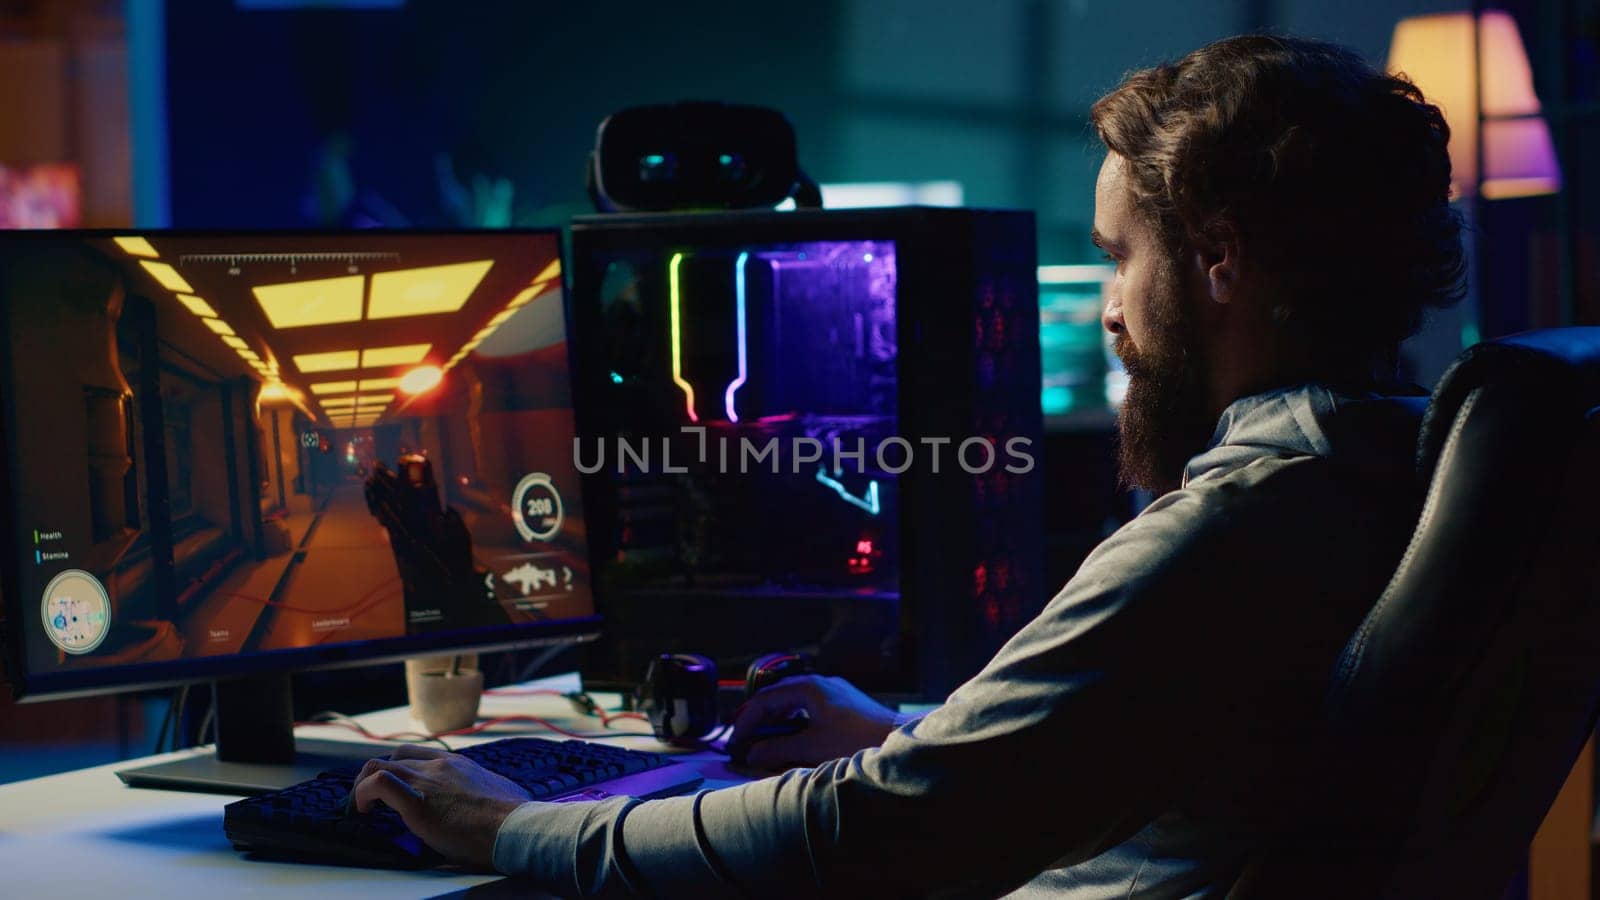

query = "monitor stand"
[{"left": 116, "top": 672, "right": 393, "bottom": 795}]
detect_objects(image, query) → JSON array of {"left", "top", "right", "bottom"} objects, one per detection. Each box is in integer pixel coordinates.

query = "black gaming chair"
[{"left": 1232, "top": 327, "right": 1600, "bottom": 898}]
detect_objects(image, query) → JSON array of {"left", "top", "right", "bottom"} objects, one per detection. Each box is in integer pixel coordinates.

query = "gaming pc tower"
[{"left": 569, "top": 207, "right": 1045, "bottom": 700}]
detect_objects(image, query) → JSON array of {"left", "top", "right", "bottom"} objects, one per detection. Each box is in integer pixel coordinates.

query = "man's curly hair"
[{"left": 1090, "top": 34, "right": 1466, "bottom": 378}]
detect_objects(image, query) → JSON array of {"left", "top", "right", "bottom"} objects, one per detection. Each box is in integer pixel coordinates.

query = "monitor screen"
[
  {"left": 0, "top": 231, "right": 597, "bottom": 700},
  {"left": 1036, "top": 264, "right": 1122, "bottom": 421},
  {"left": 577, "top": 237, "right": 905, "bottom": 688}
]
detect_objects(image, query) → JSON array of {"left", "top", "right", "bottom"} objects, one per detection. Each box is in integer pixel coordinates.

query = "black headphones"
[
  {"left": 635, "top": 653, "right": 720, "bottom": 746},
  {"left": 635, "top": 651, "right": 815, "bottom": 746},
  {"left": 744, "top": 651, "right": 815, "bottom": 696}
]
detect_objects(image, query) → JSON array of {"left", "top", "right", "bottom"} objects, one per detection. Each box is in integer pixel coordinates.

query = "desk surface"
[{"left": 0, "top": 673, "right": 745, "bottom": 898}]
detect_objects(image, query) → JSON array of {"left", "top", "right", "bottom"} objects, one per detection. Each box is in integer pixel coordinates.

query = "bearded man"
[{"left": 350, "top": 34, "right": 1465, "bottom": 897}]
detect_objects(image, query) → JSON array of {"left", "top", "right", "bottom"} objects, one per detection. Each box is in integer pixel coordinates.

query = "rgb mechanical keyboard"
[{"left": 223, "top": 736, "right": 702, "bottom": 868}]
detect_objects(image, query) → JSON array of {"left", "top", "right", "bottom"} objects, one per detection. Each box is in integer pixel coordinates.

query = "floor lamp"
[{"left": 1387, "top": 9, "right": 1562, "bottom": 385}]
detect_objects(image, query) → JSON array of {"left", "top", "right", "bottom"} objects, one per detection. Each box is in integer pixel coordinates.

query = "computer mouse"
[{"left": 726, "top": 709, "right": 809, "bottom": 767}]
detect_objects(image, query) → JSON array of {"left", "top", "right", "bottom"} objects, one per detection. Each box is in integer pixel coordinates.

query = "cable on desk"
[
  {"left": 481, "top": 687, "right": 567, "bottom": 698},
  {"left": 298, "top": 712, "right": 457, "bottom": 751},
  {"left": 294, "top": 710, "right": 659, "bottom": 752},
  {"left": 484, "top": 688, "right": 651, "bottom": 730},
  {"left": 440, "top": 714, "right": 655, "bottom": 741},
  {"left": 484, "top": 688, "right": 727, "bottom": 750}
]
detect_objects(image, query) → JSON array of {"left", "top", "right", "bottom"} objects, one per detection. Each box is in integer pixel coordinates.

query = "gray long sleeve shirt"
[{"left": 493, "top": 383, "right": 1427, "bottom": 897}]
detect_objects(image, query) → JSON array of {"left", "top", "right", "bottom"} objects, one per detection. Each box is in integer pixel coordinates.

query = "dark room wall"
[
  {"left": 165, "top": 0, "right": 846, "bottom": 230},
  {"left": 163, "top": 0, "right": 1272, "bottom": 265},
  {"left": 163, "top": 0, "right": 1598, "bottom": 342}
]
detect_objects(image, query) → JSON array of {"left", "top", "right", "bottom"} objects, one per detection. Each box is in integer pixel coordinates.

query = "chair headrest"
[
  {"left": 1333, "top": 328, "right": 1600, "bottom": 715},
  {"left": 1418, "top": 328, "right": 1600, "bottom": 478}
]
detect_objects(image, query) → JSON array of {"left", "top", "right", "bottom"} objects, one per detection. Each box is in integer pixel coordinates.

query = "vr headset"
[{"left": 587, "top": 102, "right": 821, "bottom": 212}]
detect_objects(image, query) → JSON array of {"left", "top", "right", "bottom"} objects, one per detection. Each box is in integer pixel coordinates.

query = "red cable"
[
  {"left": 483, "top": 688, "right": 651, "bottom": 728},
  {"left": 293, "top": 718, "right": 441, "bottom": 744},
  {"left": 439, "top": 714, "right": 645, "bottom": 741}
]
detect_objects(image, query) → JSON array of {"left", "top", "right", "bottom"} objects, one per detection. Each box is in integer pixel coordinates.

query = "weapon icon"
[{"left": 504, "top": 562, "right": 558, "bottom": 596}]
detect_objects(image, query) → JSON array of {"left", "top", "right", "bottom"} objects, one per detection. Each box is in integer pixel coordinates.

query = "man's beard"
[{"left": 1113, "top": 262, "right": 1217, "bottom": 496}]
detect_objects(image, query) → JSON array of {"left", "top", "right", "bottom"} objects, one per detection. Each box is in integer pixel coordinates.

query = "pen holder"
[{"left": 404, "top": 654, "right": 483, "bottom": 735}]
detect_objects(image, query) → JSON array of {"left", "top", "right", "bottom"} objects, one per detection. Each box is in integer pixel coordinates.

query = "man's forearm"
[{"left": 492, "top": 775, "right": 825, "bottom": 896}]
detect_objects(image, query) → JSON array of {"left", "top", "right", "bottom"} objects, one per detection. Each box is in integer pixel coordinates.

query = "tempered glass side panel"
[{"left": 583, "top": 239, "right": 903, "bottom": 683}]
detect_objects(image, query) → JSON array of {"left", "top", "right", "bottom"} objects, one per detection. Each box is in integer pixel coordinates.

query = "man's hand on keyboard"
[
  {"left": 350, "top": 745, "right": 532, "bottom": 868},
  {"left": 728, "top": 674, "right": 900, "bottom": 770}
]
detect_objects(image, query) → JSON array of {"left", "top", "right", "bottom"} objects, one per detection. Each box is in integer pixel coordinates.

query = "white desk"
[{"left": 0, "top": 673, "right": 745, "bottom": 899}]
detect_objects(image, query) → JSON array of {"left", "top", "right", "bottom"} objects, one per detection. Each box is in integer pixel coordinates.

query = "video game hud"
[{"left": 0, "top": 232, "right": 593, "bottom": 679}]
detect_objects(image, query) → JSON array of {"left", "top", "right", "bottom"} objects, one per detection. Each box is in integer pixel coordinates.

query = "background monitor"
[
  {"left": 0, "top": 230, "right": 597, "bottom": 789},
  {"left": 570, "top": 208, "right": 1045, "bottom": 700}
]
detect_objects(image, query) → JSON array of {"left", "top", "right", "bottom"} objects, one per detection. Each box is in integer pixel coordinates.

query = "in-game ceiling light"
[
  {"left": 139, "top": 260, "right": 193, "bottom": 293},
  {"left": 367, "top": 261, "right": 494, "bottom": 320},
  {"left": 253, "top": 275, "right": 365, "bottom": 329},
  {"left": 114, "top": 236, "right": 159, "bottom": 258}
]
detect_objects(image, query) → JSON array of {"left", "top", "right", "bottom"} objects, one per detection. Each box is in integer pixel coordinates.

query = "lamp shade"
[{"left": 1388, "top": 11, "right": 1561, "bottom": 199}]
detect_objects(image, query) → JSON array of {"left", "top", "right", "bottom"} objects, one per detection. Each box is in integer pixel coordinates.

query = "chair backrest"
[{"left": 1231, "top": 327, "right": 1600, "bottom": 898}]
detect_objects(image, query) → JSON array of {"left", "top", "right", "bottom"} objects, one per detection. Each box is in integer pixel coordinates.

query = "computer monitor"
[
  {"left": 569, "top": 208, "right": 1045, "bottom": 700},
  {"left": 1037, "top": 263, "right": 1121, "bottom": 422},
  {"left": 0, "top": 230, "right": 598, "bottom": 790}
]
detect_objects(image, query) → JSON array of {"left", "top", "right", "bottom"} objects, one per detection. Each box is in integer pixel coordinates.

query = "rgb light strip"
[
  {"left": 724, "top": 251, "right": 750, "bottom": 422},
  {"left": 667, "top": 252, "right": 699, "bottom": 422},
  {"left": 815, "top": 467, "right": 881, "bottom": 516}
]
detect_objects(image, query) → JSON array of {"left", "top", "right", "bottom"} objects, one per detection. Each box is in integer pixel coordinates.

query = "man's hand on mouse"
[
  {"left": 728, "top": 674, "right": 901, "bottom": 770},
  {"left": 349, "top": 744, "right": 531, "bottom": 869}
]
